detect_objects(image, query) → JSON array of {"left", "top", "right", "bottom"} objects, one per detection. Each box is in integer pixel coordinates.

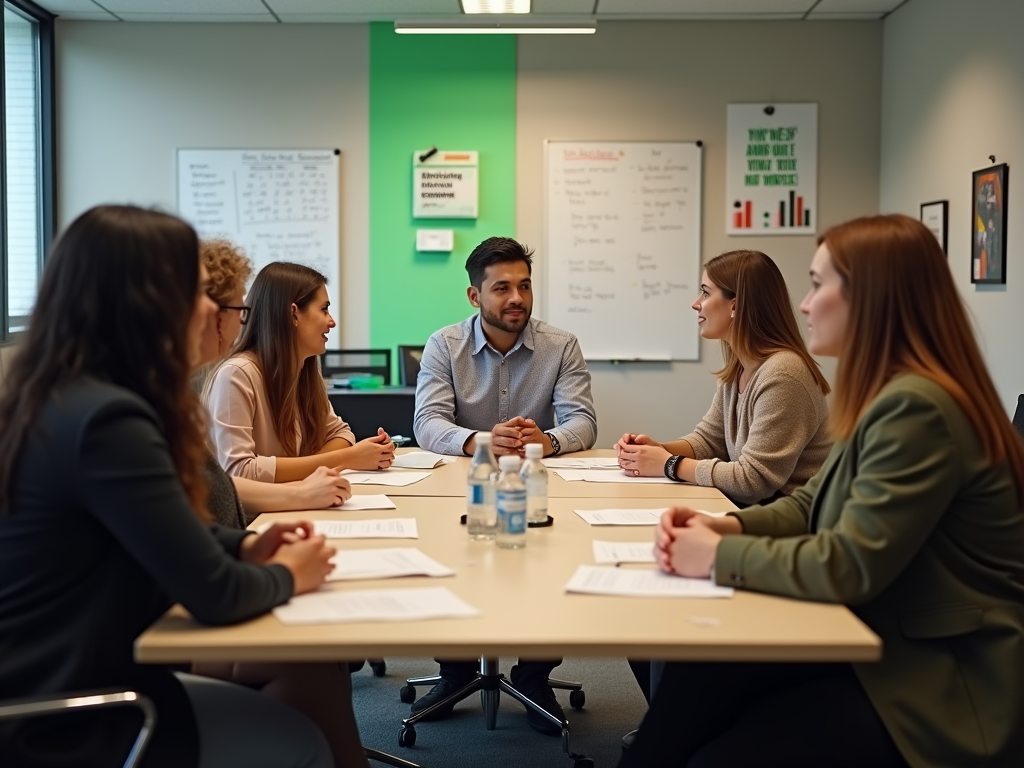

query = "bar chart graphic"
[{"left": 732, "top": 193, "right": 811, "bottom": 230}]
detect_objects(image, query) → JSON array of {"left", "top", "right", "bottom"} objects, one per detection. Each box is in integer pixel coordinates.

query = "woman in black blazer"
[{"left": 0, "top": 206, "right": 337, "bottom": 768}]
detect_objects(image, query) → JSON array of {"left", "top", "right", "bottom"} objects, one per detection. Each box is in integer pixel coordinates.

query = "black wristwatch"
[
  {"left": 664, "top": 455, "right": 683, "bottom": 481},
  {"left": 545, "top": 431, "right": 561, "bottom": 456}
]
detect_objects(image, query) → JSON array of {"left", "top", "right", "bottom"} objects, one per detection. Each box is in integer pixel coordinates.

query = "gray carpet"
[{"left": 352, "top": 657, "right": 648, "bottom": 768}]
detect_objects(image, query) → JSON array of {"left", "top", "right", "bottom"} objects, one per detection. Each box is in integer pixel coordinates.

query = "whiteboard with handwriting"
[
  {"left": 544, "top": 141, "right": 702, "bottom": 361},
  {"left": 177, "top": 148, "right": 340, "bottom": 346}
]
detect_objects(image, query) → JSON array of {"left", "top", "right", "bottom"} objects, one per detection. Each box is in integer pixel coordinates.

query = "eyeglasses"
[{"left": 219, "top": 305, "right": 250, "bottom": 325}]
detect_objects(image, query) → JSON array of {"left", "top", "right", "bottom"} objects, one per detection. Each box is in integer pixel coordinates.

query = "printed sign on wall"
[
  {"left": 413, "top": 150, "right": 478, "bottom": 218},
  {"left": 726, "top": 103, "right": 817, "bottom": 236}
]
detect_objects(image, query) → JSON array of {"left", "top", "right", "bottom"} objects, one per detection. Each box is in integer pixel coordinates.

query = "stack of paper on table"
[
  {"left": 336, "top": 494, "right": 397, "bottom": 510},
  {"left": 565, "top": 564, "right": 733, "bottom": 598},
  {"left": 541, "top": 457, "right": 620, "bottom": 469},
  {"left": 553, "top": 469, "right": 683, "bottom": 484},
  {"left": 274, "top": 586, "right": 480, "bottom": 625},
  {"left": 574, "top": 508, "right": 667, "bottom": 525},
  {"left": 342, "top": 470, "right": 430, "bottom": 486},
  {"left": 592, "top": 540, "right": 657, "bottom": 564},
  {"left": 391, "top": 452, "right": 457, "bottom": 469},
  {"left": 327, "top": 547, "right": 453, "bottom": 581},
  {"left": 314, "top": 519, "right": 418, "bottom": 539}
]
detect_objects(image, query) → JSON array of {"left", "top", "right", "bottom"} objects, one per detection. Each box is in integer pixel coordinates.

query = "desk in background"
[{"left": 328, "top": 386, "right": 417, "bottom": 445}]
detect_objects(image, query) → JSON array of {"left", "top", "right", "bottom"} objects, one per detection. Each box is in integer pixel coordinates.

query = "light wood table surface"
[
  {"left": 136, "top": 494, "right": 880, "bottom": 665},
  {"left": 353, "top": 448, "right": 727, "bottom": 500}
]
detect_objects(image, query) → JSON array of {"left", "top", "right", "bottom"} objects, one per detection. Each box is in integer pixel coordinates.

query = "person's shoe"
[
  {"left": 621, "top": 729, "right": 638, "bottom": 750},
  {"left": 409, "top": 672, "right": 476, "bottom": 721},
  {"left": 510, "top": 665, "right": 566, "bottom": 736}
]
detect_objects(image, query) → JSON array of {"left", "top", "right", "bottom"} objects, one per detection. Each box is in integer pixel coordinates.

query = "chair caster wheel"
[
  {"left": 399, "top": 685, "right": 416, "bottom": 704},
  {"left": 569, "top": 689, "right": 586, "bottom": 709},
  {"left": 398, "top": 726, "right": 416, "bottom": 748},
  {"left": 573, "top": 758, "right": 595, "bottom": 768},
  {"left": 371, "top": 660, "right": 387, "bottom": 677}
]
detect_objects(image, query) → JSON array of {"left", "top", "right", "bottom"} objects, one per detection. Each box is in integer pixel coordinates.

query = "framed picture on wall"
[
  {"left": 920, "top": 200, "right": 948, "bottom": 255},
  {"left": 971, "top": 163, "right": 1008, "bottom": 284}
]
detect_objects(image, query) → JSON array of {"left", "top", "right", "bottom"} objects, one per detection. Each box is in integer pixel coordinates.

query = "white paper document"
[
  {"left": 391, "top": 452, "right": 455, "bottom": 469},
  {"left": 274, "top": 586, "right": 480, "bottom": 625},
  {"left": 342, "top": 471, "right": 430, "bottom": 487},
  {"left": 574, "top": 508, "right": 667, "bottom": 526},
  {"left": 314, "top": 518, "right": 418, "bottom": 539},
  {"left": 592, "top": 540, "right": 658, "bottom": 564},
  {"left": 541, "top": 457, "right": 620, "bottom": 469},
  {"left": 327, "top": 547, "right": 454, "bottom": 581},
  {"left": 565, "top": 565, "right": 734, "bottom": 598},
  {"left": 337, "top": 494, "right": 398, "bottom": 511},
  {"left": 553, "top": 469, "right": 683, "bottom": 484}
]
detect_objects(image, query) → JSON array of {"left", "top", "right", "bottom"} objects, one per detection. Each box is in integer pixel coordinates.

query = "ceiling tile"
[
  {"left": 533, "top": 0, "right": 596, "bottom": 12},
  {"left": 102, "top": 0, "right": 267, "bottom": 12},
  {"left": 32, "top": 0, "right": 106, "bottom": 11},
  {"left": 266, "top": 0, "right": 459, "bottom": 12},
  {"left": 115, "top": 13, "right": 276, "bottom": 21},
  {"left": 52, "top": 12, "right": 121, "bottom": 20},
  {"left": 596, "top": 0, "right": 814, "bottom": 13}
]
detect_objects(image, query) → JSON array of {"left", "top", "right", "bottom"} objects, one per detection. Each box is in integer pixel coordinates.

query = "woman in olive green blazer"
[{"left": 622, "top": 215, "right": 1024, "bottom": 768}]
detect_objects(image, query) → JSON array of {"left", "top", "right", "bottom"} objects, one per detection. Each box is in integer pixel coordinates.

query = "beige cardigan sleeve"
[
  {"left": 681, "top": 383, "right": 730, "bottom": 460},
  {"left": 205, "top": 361, "right": 278, "bottom": 482}
]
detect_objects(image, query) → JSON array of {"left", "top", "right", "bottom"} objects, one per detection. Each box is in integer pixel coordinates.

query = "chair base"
[
  {"left": 365, "top": 746, "right": 421, "bottom": 768},
  {"left": 398, "top": 659, "right": 593, "bottom": 767}
]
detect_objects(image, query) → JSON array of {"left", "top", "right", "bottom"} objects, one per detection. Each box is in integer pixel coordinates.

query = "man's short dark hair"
[{"left": 465, "top": 237, "right": 534, "bottom": 288}]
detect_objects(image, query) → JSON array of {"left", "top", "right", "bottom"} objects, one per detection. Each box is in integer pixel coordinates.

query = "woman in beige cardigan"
[{"left": 617, "top": 249, "right": 832, "bottom": 507}]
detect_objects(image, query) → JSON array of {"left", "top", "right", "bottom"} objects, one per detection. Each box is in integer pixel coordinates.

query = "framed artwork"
[
  {"left": 971, "top": 163, "right": 1008, "bottom": 284},
  {"left": 920, "top": 200, "right": 948, "bottom": 255}
]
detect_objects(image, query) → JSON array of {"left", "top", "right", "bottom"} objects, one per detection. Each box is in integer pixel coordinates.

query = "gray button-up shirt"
[{"left": 413, "top": 315, "right": 598, "bottom": 456}]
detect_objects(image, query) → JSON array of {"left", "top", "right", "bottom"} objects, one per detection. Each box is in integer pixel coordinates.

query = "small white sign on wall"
[
  {"left": 726, "top": 103, "right": 818, "bottom": 236},
  {"left": 413, "top": 150, "right": 478, "bottom": 218}
]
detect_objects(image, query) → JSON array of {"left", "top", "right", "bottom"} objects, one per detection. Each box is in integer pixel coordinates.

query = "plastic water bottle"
[
  {"left": 496, "top": 455, "right": 527, "bottom": 549},
  {"left": 520, "top": 443, "right": 548, "bottom": 525},
  {"left": 467, "top": 432, "right": 498, "bottom": 540}
]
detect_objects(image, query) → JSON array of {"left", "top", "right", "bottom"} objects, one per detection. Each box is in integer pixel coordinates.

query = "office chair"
[
  {"left": 398, "top": 658, "right": 592, "bottom": 768},
  {"left": 1013, "top": 394, "right": 1024, "bottom": 441},
  {"left": 397, "top": 345, "right": 425, "bottom": 387},
  {"left": 320, "top": 349, "right": 392, "bottom": 386},
  {"left": 0, "top": 690, "right": 156, "bottom": 768}
]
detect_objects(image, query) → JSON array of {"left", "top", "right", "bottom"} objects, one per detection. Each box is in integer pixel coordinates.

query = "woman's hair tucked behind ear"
[
  {"left": 221, "top": 261, "right": 333, "bottom": 456},
  {"left": 705, "top": 249, "right": 829, "bottom": 395},
  {"left": 0, "top": 205, "right": 209, "bottom": 517}
]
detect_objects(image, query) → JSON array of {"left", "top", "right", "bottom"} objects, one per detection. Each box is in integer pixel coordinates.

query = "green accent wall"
[{"left": 369, "top": 22, "right": 517, "bottom": 377}]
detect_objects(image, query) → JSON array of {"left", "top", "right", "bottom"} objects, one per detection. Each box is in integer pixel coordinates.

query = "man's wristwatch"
[
  {"left": 664, "top": 454, "right": 683, "bottom": 481},
  {"left": 544, "top": 431, "right": 561, "bottom": 456}
]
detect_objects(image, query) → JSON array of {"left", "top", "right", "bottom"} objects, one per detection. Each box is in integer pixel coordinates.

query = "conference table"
[{"left": 136, "top": 449, "right": 880, "bottom": 766}]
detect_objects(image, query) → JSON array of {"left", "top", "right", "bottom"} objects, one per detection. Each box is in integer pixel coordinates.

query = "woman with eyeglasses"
[
  {"left": 0, "top": 206, "right": 338, "bottom": 768},
  {"left": 620, "top": 215, "right": 1024, "bottom": 768},
  {"left": 204, "top": 261, "right": 394, "bottom": 483}
]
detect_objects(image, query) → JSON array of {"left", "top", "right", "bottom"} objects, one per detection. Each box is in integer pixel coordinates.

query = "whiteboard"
[
  {"left": 544, "top": 141, "right": 702, "bottom": 361},
  {"left": 177, "top": 149, "right": 341, "bottom": 348}
]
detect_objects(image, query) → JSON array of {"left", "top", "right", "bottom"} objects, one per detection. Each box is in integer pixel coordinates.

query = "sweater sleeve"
[
  {"left": 77, "top": 398, "right": 293, "bottom": 625},
  {"left": 205, "top": 361, "right": 278, "bottom": 481},
  {"left": 323, "top": 404, "right": 356, "bottom": 445},
  {"left": 680, "top": 383, "right": 729, "bottom": 459}
]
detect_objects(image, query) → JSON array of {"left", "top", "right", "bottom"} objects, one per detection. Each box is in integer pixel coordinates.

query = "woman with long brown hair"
[
  {"left": 624, "top": 215, "right": 1024, "bottom": 768},
  {"left": 616, "top": 249, "right": 832, "bottom": 507},
  {"left": 205, "top": 262, "right": 394, "bottom": 482},
  {"left": 0, "top": 206, "right": 337, "bottom": 768}
]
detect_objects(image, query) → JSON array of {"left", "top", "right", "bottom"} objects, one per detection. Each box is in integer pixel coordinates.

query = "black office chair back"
[
  {"left": 398, "top": 345, "right": 425, "bottom": 387},
  {"left": 320, "top": 349, "right": 392, "bottom": 386},
  {"left": 1013, "top": 394, "right": 1024, "bottom": 441}
]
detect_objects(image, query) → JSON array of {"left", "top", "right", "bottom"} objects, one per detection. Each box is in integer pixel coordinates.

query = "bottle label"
[
  {"left": 506, "top": 510, "right": 526, "bottom": 534},
  {"left": 468, "top": 483, "right": 484, "bottom": 505},
  {"left": 497, "top": 489, "right": 527, "bottom": 535}
]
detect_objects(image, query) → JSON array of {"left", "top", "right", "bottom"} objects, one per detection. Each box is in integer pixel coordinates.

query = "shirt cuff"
[
  {"left": 714, "top": 535, "right": 754, "bottom": 588},
  {"left": 256, "top": 455, "right": 277, "bottom": 483},
  {"left": 693, "top": 457, "right": 719, "bottom": 487},
  {"left": 443, "top": 427, "right": 477, "bottom": 456}
]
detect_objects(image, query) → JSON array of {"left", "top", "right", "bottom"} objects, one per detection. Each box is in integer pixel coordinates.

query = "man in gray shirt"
[{"left": 410, "top": 236, "right": 597, "bottom": 735}]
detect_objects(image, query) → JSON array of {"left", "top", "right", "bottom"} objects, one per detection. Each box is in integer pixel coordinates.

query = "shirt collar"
[{"left": 471, "top": 314, "right": 535, "bottom": 356}]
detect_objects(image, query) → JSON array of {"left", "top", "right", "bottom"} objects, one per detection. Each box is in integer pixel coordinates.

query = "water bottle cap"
[
  {"left": 476, "top": 432, "right": 492, "bottom": 444},
  {"left": 524, "top": 443, "right": 543, "bottom": 458},
  {"left": 498, "top": 455, "right": 521, "bottom": 471}
]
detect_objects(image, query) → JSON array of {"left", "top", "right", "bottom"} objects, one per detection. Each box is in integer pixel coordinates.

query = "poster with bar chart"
[{"left": 726, "top": 103, "right": 817, "bottom": 236}]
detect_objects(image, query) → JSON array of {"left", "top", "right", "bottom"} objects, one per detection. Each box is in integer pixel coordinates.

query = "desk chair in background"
[
  {"left": 397, "top": 345, "right": 425, "bottom": 387},
  {"left": 320, "top": 349, "right": 392, "bottom": 386},
  {"left": 1013, "top": 394, "right": 1024, "bottom": 441}
]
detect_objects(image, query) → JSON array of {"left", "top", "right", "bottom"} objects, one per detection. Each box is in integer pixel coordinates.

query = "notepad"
[
  {"left": 336, "top": 494, "right": 397, "bottom": 511},
  {"left": 553, "top": 469, "right": 683, "bottom": 484},
  {"left": 314, "top": 519, "right": 418, "bottom": 539},
  {"left": 541, "top": 457, "right": 620, "bottom": 469},
  {"left": 564, "top": 565, "right": 733, "bottom": 598},
  {"left": 592, "top": 540, "right": 658, "bottom": 564},
  {"left": 391, "top": 452, "right": 456, "bottom": 469},
  {"left": 574, "top": 508, "right": 667, "bottom": 525},
  {"left": 342, "top": 471, "right": 430, "bottom": 486},
  {"left": 273, "top": 586, "right": 480, "bottom": 625},
  {"left": 327, "top": 547, "right": 454, "bottom": 581}
]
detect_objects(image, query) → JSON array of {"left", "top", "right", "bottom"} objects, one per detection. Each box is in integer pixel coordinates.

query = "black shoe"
[
  {"left": 409, "top": 673, "right": 475, "bottom": 721},
  {"left": 621, "top": 729, "right": 638, "bottom": 750},
  {"left": 510, "top": 665, "right": 566, "bottom": 736}
]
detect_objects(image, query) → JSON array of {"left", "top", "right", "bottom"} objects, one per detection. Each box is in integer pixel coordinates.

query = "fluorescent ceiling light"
[
  {"left": 395, "top": 19, "right": 596, "bottom": 35},
  {"left": 461, "top": 0, "right": 531, "bottom": 13}
]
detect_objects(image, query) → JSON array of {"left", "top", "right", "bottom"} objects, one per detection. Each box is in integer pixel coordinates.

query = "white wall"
[
  {"left": 55, "top": 22, "right": 371, "bottom": 346},
  {"left": 517, "top": 21, "right": 883, "bottom": 445},
  {"left": 881, "top": 0, "right": 1024, "bottom": 414}
]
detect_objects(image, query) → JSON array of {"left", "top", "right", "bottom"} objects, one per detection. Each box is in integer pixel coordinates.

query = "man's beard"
[{"left": 481, "top": 304, "right": 531, "bottom": 334}]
